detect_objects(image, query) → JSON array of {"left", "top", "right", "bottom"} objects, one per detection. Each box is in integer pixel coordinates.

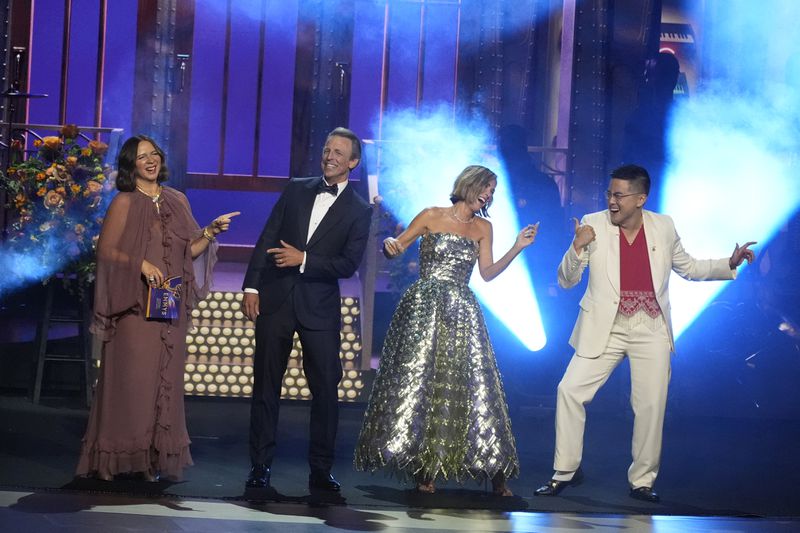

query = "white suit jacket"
[{"left": 557, "top": 209, "right": 735, "bottom": 358}]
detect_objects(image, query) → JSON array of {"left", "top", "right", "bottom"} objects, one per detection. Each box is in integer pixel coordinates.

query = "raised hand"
[
  {"left": 208, "top": 211, "right": 241, "bottom": 236},
  {"left": 515, "top": 222, "right": 540, "bottom": 249},
  {"left": 572, "top": 217, "right": 596, "bottom": 252},
  {"left": 729, "top": 241, "right": 757, "bottom": 269}
]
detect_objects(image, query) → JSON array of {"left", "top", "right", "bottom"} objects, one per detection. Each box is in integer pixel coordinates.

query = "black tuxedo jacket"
[{"left": 243, "top": 177, "right": 372, "bottom": 330}]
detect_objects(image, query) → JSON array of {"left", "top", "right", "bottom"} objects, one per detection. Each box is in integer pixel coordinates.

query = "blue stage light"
[
  {"left": 373, "top": 106, "right": 546, "bottom": 351},
  {"left": 661, "top": 0, "right": 800, "bottom": 340}
]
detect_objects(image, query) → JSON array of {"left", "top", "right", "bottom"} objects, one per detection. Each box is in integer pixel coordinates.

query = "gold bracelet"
[{"left": 202, "top": 227, "right": 216, "bottom": 242}]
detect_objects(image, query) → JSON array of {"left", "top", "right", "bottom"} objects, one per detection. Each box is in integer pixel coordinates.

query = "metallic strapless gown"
[{"left": 354, "top": 232, "right": 519, "bottom": 483}]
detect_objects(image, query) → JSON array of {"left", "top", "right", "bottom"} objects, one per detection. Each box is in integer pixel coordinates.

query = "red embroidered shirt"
[{"left": 618, "top": 227, "right": 661, "bottom": 318}]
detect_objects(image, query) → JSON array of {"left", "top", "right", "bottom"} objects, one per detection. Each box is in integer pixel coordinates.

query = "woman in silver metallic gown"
[{"left": 354, "top": 165, "right": 539, "bottom": 495}]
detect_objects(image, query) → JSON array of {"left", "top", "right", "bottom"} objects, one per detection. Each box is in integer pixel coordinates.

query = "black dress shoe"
[
  {"left": 533, "top": 468, "right": 584, "bottom": 496},
  {"left": 629, "top": 486, "right": 660, "bottom": 502},
  {"left": 246, "top": 464, "right": 271, "bottom": 488},
  {"left": 308, "top": 471, "right": 341, "bottom": 492}
]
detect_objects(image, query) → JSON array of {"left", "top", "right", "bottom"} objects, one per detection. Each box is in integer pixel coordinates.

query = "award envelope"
[{"left": 146, "top": 276, "right": 182, "bottom": 319}]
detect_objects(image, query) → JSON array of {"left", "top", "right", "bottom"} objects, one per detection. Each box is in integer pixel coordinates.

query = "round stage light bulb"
[
  {"left": 340, "top": 306, "right": 348, "bottom": 315},
  {"left": 198, "top": 300, "right": 208, "bottom": 309},
  {"left": 199, "top": 345, "right": 209, "bottom": 354},
  {"left": 296, "top": 377, "right": 307, "bottom": 387},
  {"left": 342, "top": 379, "right": 352, "bottom": 389},
  {"left": 243, "top": 385, "right": 252, "bottom": 395},
  {"left": 346, "top": 332, "right": 356, "bottom": 341},
  {"left": 224, "top": 310, "right": 233, "bottom": 319},
  {"left": 212, "top": 310, "right": 222, "bottom": 319},
  {"left": 220, "top": 364, "right": 230, "bottom": 374},
  {"left": 355, "top": 380, "right": 364, "bottom": 389},
  {"left": 289, "top": 367, "right": 300, "bottom": 377},
  {"left": 235, "top": 293, "right": 243, "bottom": 301},
  {"left": 300, "top": 388, "right": 311, "bottom": 397},
  {"left": 218, "top": 337, "right": 228, "bottom": 346},
  {"left": 284, "top": 377, "right": 295, "bottom": 387},
  {"left": 232, "top": 346, "right": 243, "bottom": 356},
  {"left": 198, "top": 355, "right": 209, "bottom": 363},
  {"left": 227, "top": 375, "right": 237, "bottom": 384},
  {"left": 344, "top": 352, "right": 355, "bottom": 360},
  {"left": 220, "top": 301, "right": 230, "bottom": 310},
  {"left": 191, "top": 373, "right": 201, "bottom": 383},
  {"left": 207, "top": 384, "right": 218, "bottom": 394},
  {"left": 209, "top": 300, "right": 219, "bottom": 309},
  {"left": 231, "top": 384, "right": 241, "bottom": 394},
  {"left": 234, "top": 327, "right": 244, "bottom": 337},
  {"left": 194, "top": 335, "right": 205, "bottom": 344},
  {"left": 347, "top": 370, "right": 358, "bottom": 379},
  {"left": 288, "top": 387, "right": 299, "bottom": 396},
  {"left": 344, "top": 297, "right": 354, "bottom": 306},
  {"left": 219, "top": 384, "right": 229, "bottom": 394},
  {"left": 221, "top": 346, "right": 231, "bottom": 355},
  {"left": 188, "top": 345, "right": 198, "bottom": 354},
  {"left": 222, "top": 327, "right": 232, "bottom": 336},
  {"left": 290, "top": 349, "right": 299, "bottom": 357},
  {"left": 186, "top": 363, "right": 196, "bottom": 373},
  {"left": 243, "top": 366, "right": 253, "bottom": 375},
  {"left": 341, "top": 342, "right": 351, "bottom": 351},
  {"left": 232, "top": 365, "right": 242, "bottom": 374},
  {"left": 201, "top": 310, "right": 211, "bottom": 318},
  {"left": 244, "top": 347, "right": 254, "bottom": 356},
  {"left": 196, "top": 364, "right": 207, "bottom": 373},
  {"left": 210, "top": 346, "right": 220, "bottom": 355},
  {"left": 346, "top": 390, "right": 357, "bottom": 399},
  {"left": 352, "top": 308, "right": 360, "bottom": 316},
  {"left": 184, "top": 383, "right": 194, "bottom": 393},
  {"left": 337, "top": 389, "right": 344, "bottom": 399},
  {"left": 240, "top": 338, "right": 251, "bottom": 347},
  {"left": 281, "top": 386, "right": 287, "bottom": 396},
  {"left": 203, "top": 374, "right": 213, "bottom": 383},
  {"left": 200, "top": 326, "right": 210, "bottom": 335},
  {"left": 208, "top": 364, "right": 219, "bottom": 373},
  {"left": 191, "top": 309, "right": 201, "bottom": 318},
  {"left": 215, "top": 374, "right": 225, "bottom": 384},
  {"left": 183, "top": 372, "right": 190, "bottom": 382},
  {"left": 196, "top": 383, "right": 207, "bottom": 393}
]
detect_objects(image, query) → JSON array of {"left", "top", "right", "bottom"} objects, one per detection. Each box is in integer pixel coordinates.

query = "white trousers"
[{"left": 553, "top": 316, "right": 672, "bottom": 488}]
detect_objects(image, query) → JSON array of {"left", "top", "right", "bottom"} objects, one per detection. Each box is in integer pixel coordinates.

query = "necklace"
[
  {"left": 450, "top": 205, "right": 476, "bottom": 224},
  {"left": 136, "top": 185, "right": 162, "bottom": 203},
  {"left": 136, "top": 185, "right": 162, "bottom": 213}
]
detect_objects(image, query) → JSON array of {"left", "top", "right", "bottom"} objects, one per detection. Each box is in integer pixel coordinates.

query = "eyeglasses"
[{"left": 605, "top": 190, "right": 643, "bottom": 200}]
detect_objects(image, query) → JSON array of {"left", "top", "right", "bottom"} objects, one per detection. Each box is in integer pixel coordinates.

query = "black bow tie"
[{"left": 317, "top": 181, "right": 338, "bottom": 196}]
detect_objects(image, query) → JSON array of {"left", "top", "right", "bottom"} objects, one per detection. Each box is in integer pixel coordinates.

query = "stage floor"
[{"left": 0, "top": 394, "right": 799, "bottom": 531}]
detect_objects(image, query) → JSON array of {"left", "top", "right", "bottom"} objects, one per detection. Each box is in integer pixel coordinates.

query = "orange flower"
[
  {"left": 42, "top": 136, "right": 62, "bottom": 150},
  {"left": 44, "top": 190, "right": 64, "bottom": 209},
  {"left": 81, "top": 148, "right": 92, "bottom": 157},
  {"left": 88, "top": 140, "right": 108, "bottom": 156},
  {"left": 55, "top": 186, "right": 66, "bottom": 195},
  {"left": 85, "top": 181, "right": 103, "bottom": 195},
  {"left": 33, "top": 139, "right": 42, "bottom": 148},
  {"left": 66, "top": 156, "right": 78, "bottom": 167},
  {"left": 60, "top": 124, "right": 80, "bottom": 139},
  {"left": 14, "top": 193, "right": 26, "bottom": 208},
  {"left": 71, "top": 184, "right": 81, "bottom": 194},
  {"left": 7, "top": 167, "right": 15, "bottom": 175},
  {"left": 36, "top": 172, "right": 46, "bottom": 180}
]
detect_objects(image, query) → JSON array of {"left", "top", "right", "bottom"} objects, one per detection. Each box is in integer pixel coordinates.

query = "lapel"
[
  {"left": 297, "top": 178, "right": 321, "bottom": 248},
  {"left": 643, "top": 210, "right": 665, "bottom": 291},
  {"left": 605, "top": 210, "right": 621, "bottom": 296},
  {"left": 306, "top": 181, "right": 353, "bottom": 249}
]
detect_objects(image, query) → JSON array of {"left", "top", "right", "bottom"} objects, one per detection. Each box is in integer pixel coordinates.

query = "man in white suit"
[{"left": 534, "top": 164, "right": 755, "bottom": 502}]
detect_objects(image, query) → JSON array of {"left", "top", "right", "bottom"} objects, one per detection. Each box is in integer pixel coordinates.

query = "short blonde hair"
[{"left": 449, "top": 165, "right": 497, "bottom": 216}]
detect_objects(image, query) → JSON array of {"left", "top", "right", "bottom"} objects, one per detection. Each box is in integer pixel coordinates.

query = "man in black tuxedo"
[{"left": 242, "top": 127, "right": 372, "bottom": 492}]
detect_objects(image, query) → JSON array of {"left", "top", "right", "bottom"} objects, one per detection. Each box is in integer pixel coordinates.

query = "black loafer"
[
  {"left": 629, "top": 486, "right": 660, "bottom": 502},
  {"left": 246, "top": 464, "right": 271, "bottom": 488},
  {"left": 308, "top": 471, "right": 341, "bottom": 492},
  {"left": 534, "top": 467, "right": 584, "bottom": 496}
]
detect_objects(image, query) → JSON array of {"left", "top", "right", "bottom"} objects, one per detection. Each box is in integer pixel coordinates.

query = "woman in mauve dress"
[{"left": 76, "top": 135, "right": 239, "bottom": 481}]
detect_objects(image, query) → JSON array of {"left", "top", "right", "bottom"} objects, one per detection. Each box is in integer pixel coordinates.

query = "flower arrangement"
[{"left": 0, "top": 125, "right": 115, "bottom": 292}]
